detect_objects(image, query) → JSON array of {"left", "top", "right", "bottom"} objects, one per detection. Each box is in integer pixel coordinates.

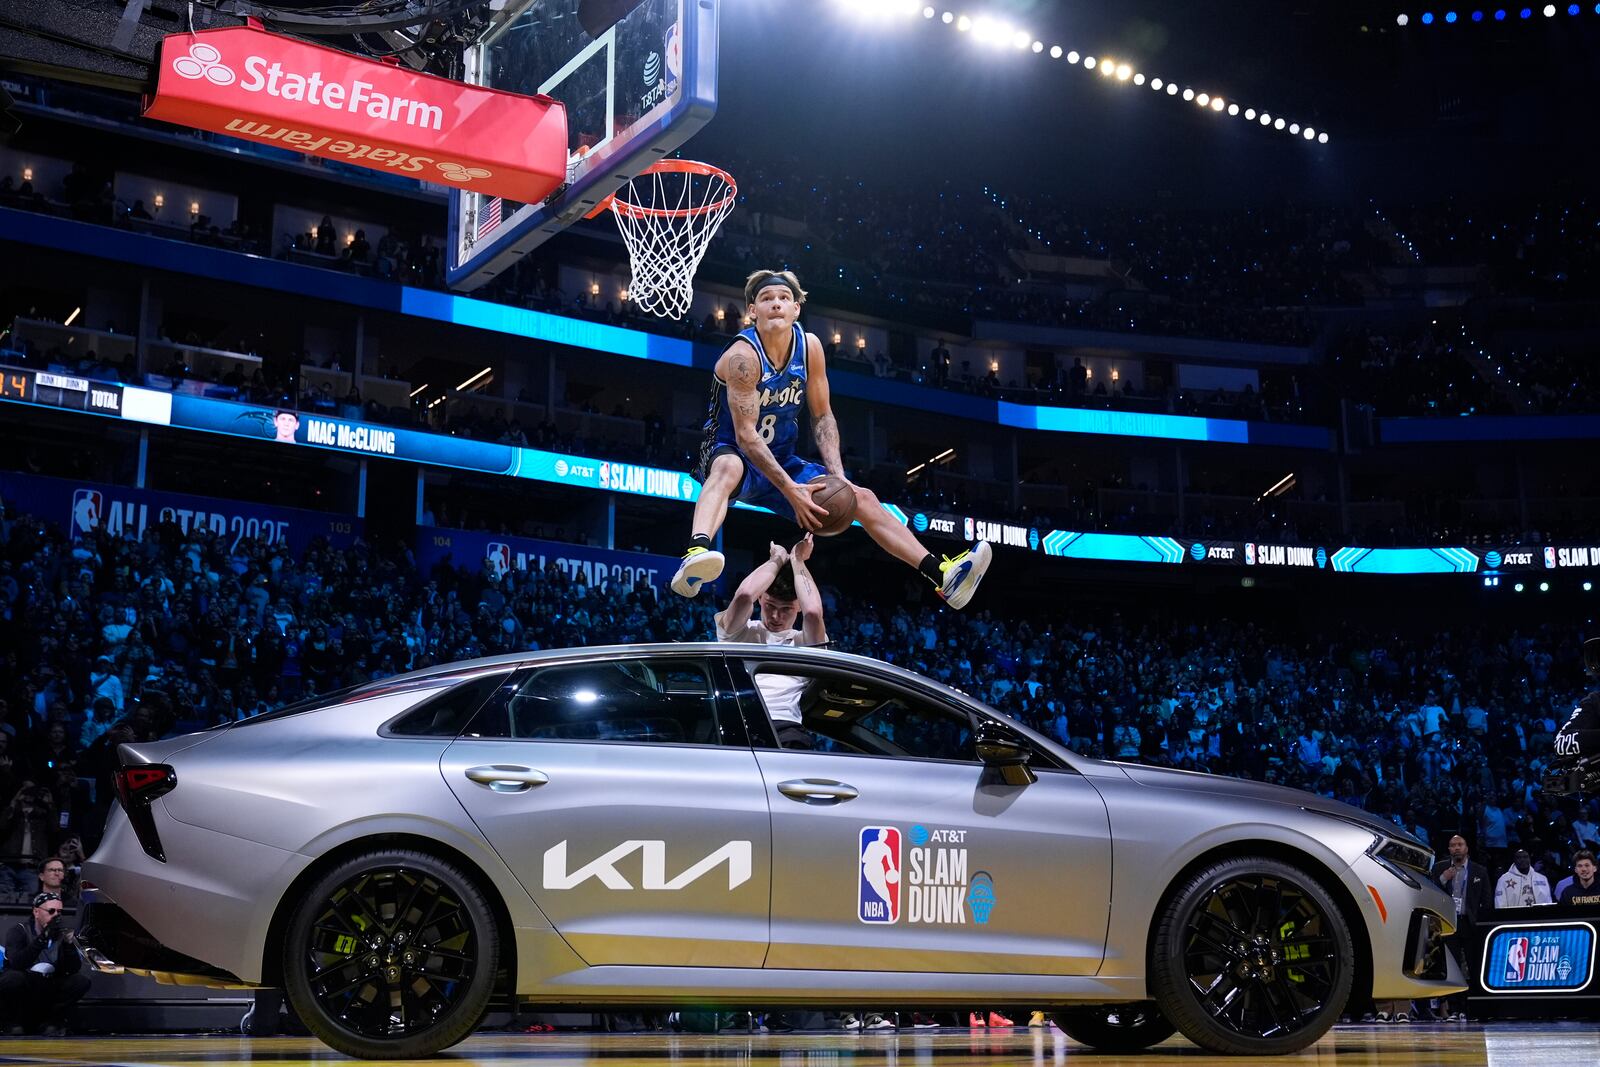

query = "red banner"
[{"left": 144, "top": 26, "right": 567, "bottom": 204}]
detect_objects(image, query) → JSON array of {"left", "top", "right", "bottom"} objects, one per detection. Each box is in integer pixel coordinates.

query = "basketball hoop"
[{"left": 592, "top": 159, "right": 737, "bottom": 321}]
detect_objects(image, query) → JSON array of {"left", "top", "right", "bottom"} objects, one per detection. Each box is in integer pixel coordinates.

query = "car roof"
[{"left": 392, "top": 642, "right": 923, "bottom": 687}]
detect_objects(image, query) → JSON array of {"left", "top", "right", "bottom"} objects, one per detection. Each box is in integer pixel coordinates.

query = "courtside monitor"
[{"left": 447, "top": 0, "right": 719, "bottom": 291}]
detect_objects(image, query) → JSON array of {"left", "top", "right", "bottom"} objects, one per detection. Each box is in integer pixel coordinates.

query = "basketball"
[{"left": 810, "top": 475, "right": 858, "bottom": 536}]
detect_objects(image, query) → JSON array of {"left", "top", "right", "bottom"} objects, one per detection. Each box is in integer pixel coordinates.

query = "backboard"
[{"left": 446, "top": 0, "right": 719, "bottom": 291}]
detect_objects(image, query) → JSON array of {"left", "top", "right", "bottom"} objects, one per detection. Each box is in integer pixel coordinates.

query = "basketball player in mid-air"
[{"left": 671, "top": 269, "right": 992, "bottom": 608}]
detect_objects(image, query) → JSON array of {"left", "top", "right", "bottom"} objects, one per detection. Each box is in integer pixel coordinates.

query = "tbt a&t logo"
[{"left": 859, "top": 827, "right": 901, "bottom": 923}]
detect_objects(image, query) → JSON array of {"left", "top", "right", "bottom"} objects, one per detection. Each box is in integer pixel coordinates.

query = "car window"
[
  {"left": 384, "top": 671, "right": 511, "bottom": 737},
  {"left": 749, "top": 666, "right": 978, "bottom": 763},
  {"left": 468, "top": 658, "right": 725, "bottom": 746}
]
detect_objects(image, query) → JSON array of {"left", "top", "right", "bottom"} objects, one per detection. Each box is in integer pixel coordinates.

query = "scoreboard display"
[{"left": 0, "top": 367, "right": 125, "bottom": 415}]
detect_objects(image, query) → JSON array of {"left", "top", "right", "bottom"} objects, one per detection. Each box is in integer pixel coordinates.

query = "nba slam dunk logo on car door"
[{"left": 859, "top": 827, "right": 901, "bottom": 923}]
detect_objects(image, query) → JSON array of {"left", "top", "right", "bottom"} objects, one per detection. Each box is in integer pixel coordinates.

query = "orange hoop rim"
[{"left": 589, "top": 158, "right": 738, "bottom": 221}]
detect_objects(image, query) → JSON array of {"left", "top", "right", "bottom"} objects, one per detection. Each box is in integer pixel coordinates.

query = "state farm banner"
[{"left": 145, "top": 26, "right": 567, "bottom": 203}]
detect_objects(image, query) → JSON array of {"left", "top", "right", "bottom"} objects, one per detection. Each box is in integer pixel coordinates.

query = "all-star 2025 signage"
[{"left": 145, "top": 25, "right": 567, "bottom": 203}]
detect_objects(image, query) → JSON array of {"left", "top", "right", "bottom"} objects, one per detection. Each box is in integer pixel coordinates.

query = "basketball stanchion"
[{"left": 590, "top": 159, "right": 737, "bottom": 320}]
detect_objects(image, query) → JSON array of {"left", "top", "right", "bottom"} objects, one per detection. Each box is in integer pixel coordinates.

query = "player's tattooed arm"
[
  {"left": 725, "top": 347, "right": 797, "bottom": 492},
  {"left": 812, "top": 413, "right": 844, "bottom": 478},
  {"left": 790, "top": 534, "right": 828, "bottom": 646},
  {"left": 805, "top": 334, "right": 846, "bottom": 476}
]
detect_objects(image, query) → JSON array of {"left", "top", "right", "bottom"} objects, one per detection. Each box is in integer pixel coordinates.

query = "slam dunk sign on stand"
[{"left": 145, "top": 24, "right": 567, "bottom": 202}]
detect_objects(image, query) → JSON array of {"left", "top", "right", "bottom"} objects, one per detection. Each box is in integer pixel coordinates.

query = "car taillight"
[{"left": 113, "top": 763, "right": 176, "bottom": 862}]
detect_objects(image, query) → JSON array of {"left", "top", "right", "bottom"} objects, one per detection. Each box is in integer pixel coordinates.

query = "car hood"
[{"left": 1108, "top": 761, "right": 1426, "bottom": 849}]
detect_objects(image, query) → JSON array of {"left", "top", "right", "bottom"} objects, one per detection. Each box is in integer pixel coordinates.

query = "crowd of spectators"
[
  {"left": 1382, "top": 196, "right": 1600, "bottom": 299},
  {"left": 3, "top": 499, "right": 1598, "bottom": 910},
  {"left": 1330, "top": 323, "right": 1509, "bottom": 419}
]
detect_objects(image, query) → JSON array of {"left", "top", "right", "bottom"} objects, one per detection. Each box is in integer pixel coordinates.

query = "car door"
[
  {"left": 440, "top": 653, "right": 770, "bottom": 968},
  {"left": 731, "top": 657, "right": 1111, "bottom": 976}
]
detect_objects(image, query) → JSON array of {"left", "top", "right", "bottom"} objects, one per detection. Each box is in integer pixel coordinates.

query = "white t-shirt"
[{"left": 717, "top": 616, "right": 806, "bottom": 724}]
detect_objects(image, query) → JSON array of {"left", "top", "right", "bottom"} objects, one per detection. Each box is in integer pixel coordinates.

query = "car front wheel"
[
  {"left": 1148, "top": 856, "right": 1354, "bottom": 1055},
  {"left": 1054, "top": 1003, "right": 1176, "bottom": 1051},
  {"left": 282, "top": 849, "right": 499, "bottom": 1059}
]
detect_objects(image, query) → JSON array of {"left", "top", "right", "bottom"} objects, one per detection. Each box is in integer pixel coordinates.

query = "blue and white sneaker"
[
  {"left": 936, "top": 541, "right": 992, "bottom": 610},
  {"left": 670, "top": 545, "right": 725, "bottom": 598}
]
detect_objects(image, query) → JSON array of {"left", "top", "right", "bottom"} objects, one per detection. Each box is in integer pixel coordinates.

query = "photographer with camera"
[{"left": 0, "top": 891, "right": 90, "bottom": 1035}]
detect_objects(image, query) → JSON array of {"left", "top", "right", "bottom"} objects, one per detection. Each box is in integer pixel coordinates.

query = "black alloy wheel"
[
  {"left": 1054, "top": 1002, "right": 1176, "bottom": 1052},
  {"left": 1149, "top": 857, "right": 1354, "bottom": 1055},
  {"left": 282, "top": 849, "right": 500, "bottom": 1058}
]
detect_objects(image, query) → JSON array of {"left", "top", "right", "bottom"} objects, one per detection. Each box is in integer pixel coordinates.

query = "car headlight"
[
  {"left": 1369, "top": 838, "right": 1435, "bottom": 889},
  {"left": 1307, "top": 808, "right": 1435, "bottom": 888}
]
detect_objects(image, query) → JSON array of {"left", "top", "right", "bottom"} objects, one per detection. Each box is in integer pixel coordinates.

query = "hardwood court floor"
[{"left": 0, "top": 1023, "right": 1594, "bottom": 1067}]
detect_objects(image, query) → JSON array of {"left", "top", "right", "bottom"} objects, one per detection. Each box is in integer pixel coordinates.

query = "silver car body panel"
[{"left": 84, "top": 643, "right": 1465, "bottom": 1004}]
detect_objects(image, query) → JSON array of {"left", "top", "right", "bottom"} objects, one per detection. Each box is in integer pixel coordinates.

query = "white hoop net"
[{"left": 605, "top": 162, "right": 737, "bottom": 320}]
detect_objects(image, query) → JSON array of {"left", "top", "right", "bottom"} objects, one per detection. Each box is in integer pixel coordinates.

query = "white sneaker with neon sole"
[
  {"left": 670, "top": 547, "right": 725, "bottom": 598},
  {"left": 938, "top": 542, "right": 992, "bottom": 610}
]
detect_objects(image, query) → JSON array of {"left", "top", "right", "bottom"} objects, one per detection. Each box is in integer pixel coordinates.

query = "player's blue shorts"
[{"left": 704, "top": 445, "right": 828, "bottom": 523}]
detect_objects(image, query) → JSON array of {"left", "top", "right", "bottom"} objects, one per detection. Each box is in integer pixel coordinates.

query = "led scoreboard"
[{"left": 0, "top": 367, "right": 125, "bottom": 415}]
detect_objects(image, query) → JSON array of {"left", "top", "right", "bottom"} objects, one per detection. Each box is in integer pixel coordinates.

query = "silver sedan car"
[{"left": 82, "top": 644, "right": 1463, "bottom": 1058}]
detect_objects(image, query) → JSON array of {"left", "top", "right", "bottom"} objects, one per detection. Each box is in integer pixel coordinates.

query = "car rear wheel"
[
  {"left": 1149, "top": 856, "right": 1354, "bottom": 1055},
  {"left": 282, "top": 849, "right": 499, "bottom": 1059},
  {"left": 1054, "top": 1003, "right": 1176, "bottom": 1051}
]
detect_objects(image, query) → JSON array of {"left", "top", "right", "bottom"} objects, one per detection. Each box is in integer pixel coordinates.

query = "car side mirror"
[{"left": 975, "top": 720, "right": 1036, "bottom": 785}]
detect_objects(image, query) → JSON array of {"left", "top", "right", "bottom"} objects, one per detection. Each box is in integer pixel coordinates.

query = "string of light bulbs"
[
  {"left": 836, "top": 1, "right": 1330, "bottom": 144},
  {"left": 1397, "top": 5, "right": 1600, "bottom": 25}
]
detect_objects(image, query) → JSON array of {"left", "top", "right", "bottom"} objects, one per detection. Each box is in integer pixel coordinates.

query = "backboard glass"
[{"left": 446, "top": 0, "right": 719, "bottom": 291}]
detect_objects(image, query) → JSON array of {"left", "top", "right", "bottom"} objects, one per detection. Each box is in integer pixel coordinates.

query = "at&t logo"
[
  {"left": 643, "top": 51, "right": 662, "bottom": 85},
  {"left": 172, "top": 42, "right": 236, "bottom": 86},
  {"left": 913, "top": 513, "right": 929, "bottom": 532},
  {"left": 1189, "top": 543, "right": 1206, "bottom": 561},
  {"left": 1486, "top": 550, "right": 1503, "bottom": 569},
  {"left": 554, "top": 459, "right": 570, "bottom": 477}
]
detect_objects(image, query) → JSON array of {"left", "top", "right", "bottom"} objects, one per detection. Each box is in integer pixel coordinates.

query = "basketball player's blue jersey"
[{"left": 704, "top": 324, "right": 808, "bottom": 460}]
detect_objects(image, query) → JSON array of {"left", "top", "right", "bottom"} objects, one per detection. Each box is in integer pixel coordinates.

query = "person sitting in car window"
[{"left": 715, "top": 537, "right": 827, "bottom": 748}]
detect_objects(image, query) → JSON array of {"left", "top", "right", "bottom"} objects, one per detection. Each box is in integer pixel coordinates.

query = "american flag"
[{"left": 476, "top": 196, "right": 502, "bottom": 240}]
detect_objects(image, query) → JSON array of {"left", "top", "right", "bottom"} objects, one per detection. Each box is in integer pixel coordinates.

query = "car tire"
[
  {"left": 282, "top": 849, "right": 500, "bottom": 1059},
  {"left": 1053, "top": 1003, "right": 1176, "bottom": 1051},
  {"left": 1149, "top": 856, "right": 1354, "bottom": 1055}
]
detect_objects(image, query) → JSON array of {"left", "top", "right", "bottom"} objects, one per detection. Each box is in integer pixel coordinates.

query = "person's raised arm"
[
  {"left": 723, "top": 344, "right": 827, "bottom": 530},
  {"left": 790, "top": 534, "right": 828, "bottom": 647},
  {"left": 716, "top": 542, "right": 788, "bottom": 638},
  {"left": 805, "top": 333, "right": 845, "bottom": 477}
]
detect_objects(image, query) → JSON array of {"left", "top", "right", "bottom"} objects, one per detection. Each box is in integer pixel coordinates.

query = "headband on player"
[{"left": 750, "top": 274, "right": 797, "bottom": 300}]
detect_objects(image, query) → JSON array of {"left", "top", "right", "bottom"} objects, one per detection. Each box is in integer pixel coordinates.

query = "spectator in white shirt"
[
  {"left": 1495, "top": 849, "right": 1554, "bottom": 908},
  {"left": 1572, "top": 806, "right": 1599, "bottom": 850}
]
